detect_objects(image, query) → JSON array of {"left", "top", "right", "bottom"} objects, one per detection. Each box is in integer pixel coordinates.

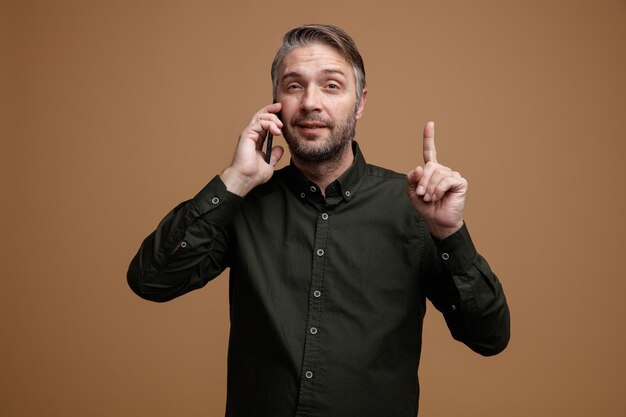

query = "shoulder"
[
  {"left": 360, "top": 163, "right": 408, "bottom": 196},
  {"left": 365, "top": 163, "right": 407, "bottom": 181}
]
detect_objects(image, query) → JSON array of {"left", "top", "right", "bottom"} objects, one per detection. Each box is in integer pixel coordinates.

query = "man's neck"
[{"left": 292, "top": 145, "right": 354, "bottom": 196}]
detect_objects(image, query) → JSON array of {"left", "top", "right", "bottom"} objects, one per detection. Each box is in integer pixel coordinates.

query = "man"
[{"left": 128, "top": 24, "right": 510, "bottom": 417}]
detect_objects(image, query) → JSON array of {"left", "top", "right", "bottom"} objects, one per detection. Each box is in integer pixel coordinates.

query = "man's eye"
[
  {"left": 287, "top": 84, "right": 301, "bottom": 89},
  {"left": 327, "top": 83, "right": 339, "bottom": 89}
]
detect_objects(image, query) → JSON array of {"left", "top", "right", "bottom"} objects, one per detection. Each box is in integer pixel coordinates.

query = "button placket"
[{"left": 295, "top": 208, "right": 330, "bottom": 414}]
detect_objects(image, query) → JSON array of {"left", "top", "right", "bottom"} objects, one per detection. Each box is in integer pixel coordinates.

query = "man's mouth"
[
  {"left": 291, "top": 115, "right": 333, "bottom": 137},
  {"left": 295, "top": 121, "right": 331, "bottom": 138}
]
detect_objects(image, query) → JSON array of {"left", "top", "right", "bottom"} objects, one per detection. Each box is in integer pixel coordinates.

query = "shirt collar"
[{"left": 282, "top": 141, "right": 368, "bottom": 204}]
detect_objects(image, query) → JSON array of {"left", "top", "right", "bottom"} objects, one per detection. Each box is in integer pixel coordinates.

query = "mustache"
[{"left": 290, "top": 113, "right": 334, "bottom": 128}]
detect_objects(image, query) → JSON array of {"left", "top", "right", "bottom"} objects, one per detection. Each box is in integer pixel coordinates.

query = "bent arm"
[
  {"left": 127, "top": 176, "right": 242, "bottom": 302},
  {"left": 423, "top": 223, "right": 510, "bottom": 356}
]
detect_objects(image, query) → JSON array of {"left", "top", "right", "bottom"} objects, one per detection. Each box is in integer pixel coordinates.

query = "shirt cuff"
[
  {"left": 433, "top": 223, "right": 479, "bottom": 274},
  {"left": 189, "top": 175, "right": 243, "bottom": 225}
]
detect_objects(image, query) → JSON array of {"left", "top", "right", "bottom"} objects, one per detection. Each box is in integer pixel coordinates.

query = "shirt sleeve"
[
  {"left": 127, "top": 175, "right": 242, "bottom": 302},
  {"left": 422, "top": 223, "right": 511, "bottom": 356}
]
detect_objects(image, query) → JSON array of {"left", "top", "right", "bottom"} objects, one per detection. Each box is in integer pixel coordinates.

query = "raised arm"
[
  {"left": 127, "top": 103, "right": 285, "bottom": 302},
  {"left": 409, "top": 122, "right": 510, "bottom": 355}
]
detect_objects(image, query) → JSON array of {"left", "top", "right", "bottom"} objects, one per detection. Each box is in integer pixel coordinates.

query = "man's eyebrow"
[
  {"left": 281, "top": 68, "right": 347, "bottom": 81},
  {"left": 320, "top": 68, "right": 346, "bottom": 77},
  {"left": 280, "top": 71, "right": 301, "bottom": 81}
]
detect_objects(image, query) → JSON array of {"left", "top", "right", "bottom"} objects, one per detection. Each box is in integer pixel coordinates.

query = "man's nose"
[{"left": 300, "top": 86, "right": 322, "bottom": 112}]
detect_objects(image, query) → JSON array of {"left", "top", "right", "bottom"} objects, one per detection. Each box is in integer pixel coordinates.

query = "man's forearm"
[
  {"left": 127, "top": 176, "right": 240, "bottom": 302},
  {"left": 427, "top": 224, "right": 511, "bottom": 356}
]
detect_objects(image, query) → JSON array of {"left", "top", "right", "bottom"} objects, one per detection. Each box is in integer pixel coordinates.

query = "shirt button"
[
  {"left": 211, "top": 196, "right": 220, "bottom": 205},
  {"left": 316, "top": 249, "right": 325, "bottom": 256},
  {"left": 442, "top": 252, "right": 450, "bottom": 260},
  {"left": 180, "top": 241, "right": 188, "bottom": 248},
  {"left": 345, "top": 190, "right": 351, "bottom": 197},
  {"left": 313, "top": 290, "right": 321, "bottom": 298},
  {"left": 305, "top": 371, "right": 313, "bottom": 379},
  {"left": 451, "top": 304, "right": 457, "bottom": 311},
  {"left": 310, "top": 327, "right": 318, "bottom": 335},
  {"left": 321, "top": 213, "right": 329, "bottom": 220},
  {"left": 300, "top": 192, "right": 306, "bottom": 198},
  {"left": 310, "top": 185, "right": 317, "bottom": 192}
]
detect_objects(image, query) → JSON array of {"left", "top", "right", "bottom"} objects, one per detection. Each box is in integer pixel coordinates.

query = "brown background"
[{"left": 2, "top": 0, "right": 626, "bottom": 416}]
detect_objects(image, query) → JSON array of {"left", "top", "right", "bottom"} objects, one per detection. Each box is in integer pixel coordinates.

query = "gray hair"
[{"left": 271, "top": 24, "right": 366, "bottom": 106}]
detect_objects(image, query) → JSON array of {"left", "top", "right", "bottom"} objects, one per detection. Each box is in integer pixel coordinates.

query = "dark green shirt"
[{"left": 128, "top": 142, "right": 510, "bottom": 417}]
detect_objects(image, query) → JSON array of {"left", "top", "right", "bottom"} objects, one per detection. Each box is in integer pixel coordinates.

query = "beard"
[{"left": 283, "top": 111, "right": 357, "bottom": 164}]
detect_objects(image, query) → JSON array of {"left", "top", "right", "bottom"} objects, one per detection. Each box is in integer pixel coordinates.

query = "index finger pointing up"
[{"left": 423, "top": 121, "right": 437, "bottom": 164}]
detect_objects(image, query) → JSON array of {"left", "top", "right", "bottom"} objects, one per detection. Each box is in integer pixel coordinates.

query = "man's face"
[{"left": 275, "top": 43, "right": 367, "bottom": 163}]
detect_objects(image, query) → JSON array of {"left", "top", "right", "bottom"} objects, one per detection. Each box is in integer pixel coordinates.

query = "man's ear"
[{"left": 355, "top": 88, "right": 367, "bottom": 120}]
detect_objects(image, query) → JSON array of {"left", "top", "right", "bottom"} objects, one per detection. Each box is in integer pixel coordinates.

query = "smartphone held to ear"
[
  {"left": 265, "top": 131, "right": 273, "bottom": 163},
  {"left": 265, "top": 101, "right": 281, "bottom": 164}
]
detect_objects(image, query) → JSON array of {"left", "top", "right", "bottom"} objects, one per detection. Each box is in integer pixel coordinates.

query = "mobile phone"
[
  {"left": 265, "top": 131, "right": 273, "bottom": 163},
  {"left": 265, "top": 102, "right": 281, "bottom": 163}
]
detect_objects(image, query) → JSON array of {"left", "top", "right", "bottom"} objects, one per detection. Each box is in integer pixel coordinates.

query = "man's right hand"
[{"left": 220, "top": 102, "right": 285, "bottom": 196}]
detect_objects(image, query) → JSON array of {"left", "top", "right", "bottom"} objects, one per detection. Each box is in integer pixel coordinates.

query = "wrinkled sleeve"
[
  {"left": 423, "top": 223, "right": 510, "bottom": 356},
  {"left": 127, "top": 175, "right": 242, "bottom": 302}
]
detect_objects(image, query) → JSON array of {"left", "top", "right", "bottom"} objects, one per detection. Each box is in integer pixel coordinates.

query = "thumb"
[
  {"left": 407, "top": 166, "right": 424, "bottom": 188},
  {"left": 268, "top": 146, "right": 285, "bottom": 166}
]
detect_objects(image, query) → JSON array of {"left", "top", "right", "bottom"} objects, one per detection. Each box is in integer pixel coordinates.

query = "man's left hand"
[{"left": 407, "top": 121, "right": 467, "bottom": 240}]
